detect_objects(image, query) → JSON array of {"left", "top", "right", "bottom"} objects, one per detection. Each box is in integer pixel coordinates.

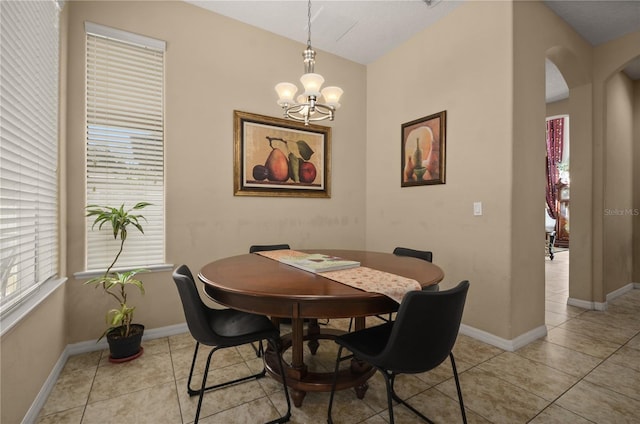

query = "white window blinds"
[
  {"left": 0, "top": 0, "right": 60, "bottom": 315},
  {"left": 85, "top": 23, "right": 166, "bottom": 272}
]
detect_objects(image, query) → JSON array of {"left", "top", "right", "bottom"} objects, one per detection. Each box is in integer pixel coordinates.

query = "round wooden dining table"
[{"left": 198, "top": 249, "right": 444, "bottom": 407}]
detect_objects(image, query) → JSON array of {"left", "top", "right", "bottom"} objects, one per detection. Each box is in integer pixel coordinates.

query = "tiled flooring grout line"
[
  {"left": 79, "top": 350, "right": 102, "bottom": 423},
  {"left": 168, "top": 340, "right": 186, "bottom": 424}
]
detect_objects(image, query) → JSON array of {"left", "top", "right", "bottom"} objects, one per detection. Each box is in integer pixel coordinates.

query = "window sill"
[
  {"left": 1, "top": 276, "right": 67, "bottom": 337},
  {"left": 74, "top": 263, "right": 174, "bottom": 280}
]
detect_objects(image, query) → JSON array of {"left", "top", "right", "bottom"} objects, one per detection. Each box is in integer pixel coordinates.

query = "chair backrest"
[
  {"left": 393, "top": 246, "right": 433, "bottom": 263},
  {"left": 249, "top": 244, "right": 291, "bottom": 253},
  {"left": 172, "top": 264, "right": 219, "bottom": 346},
  {"left": 379, "top": 280, "right": 470, "bottom": 373}
]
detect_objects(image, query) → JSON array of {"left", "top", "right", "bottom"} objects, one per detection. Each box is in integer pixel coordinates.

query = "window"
[
  {"left": 0, "top": 0, "right": 60, "bottom": 317},
  {"left": 85, "top": 23, "right": 166, "bottom": 272}
]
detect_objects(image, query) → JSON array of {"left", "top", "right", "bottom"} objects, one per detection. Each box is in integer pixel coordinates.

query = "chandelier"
[{"left": 275, "top": 0, "right": 343, "bottom": 125}]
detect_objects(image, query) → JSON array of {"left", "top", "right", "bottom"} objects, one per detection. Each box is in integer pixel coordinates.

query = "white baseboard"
[
  {"left": 22, "top": 322, "right": 189, "bottom": 424},
  {"left": 567, "top": 297, "right": 607, "bottom": 311},
  {"left": 567, "top": 283, "right": 639, "bottom": 312},
  {"left": 21, "top": 347, "right": 70, "bottom": 424},
  {"left": 606, "top": 283, "right": 636, "bottom": 302},
  {"left": 459, "top": 323, "right": 547, "bottom": 352}
]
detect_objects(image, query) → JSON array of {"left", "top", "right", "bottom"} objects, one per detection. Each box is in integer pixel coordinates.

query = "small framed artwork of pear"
[
  {"left": 234, "top": 110, "right": 331, "bottom": 198},
  {"left": 401, "top": 110, "right": 446, "bottom": 187}
]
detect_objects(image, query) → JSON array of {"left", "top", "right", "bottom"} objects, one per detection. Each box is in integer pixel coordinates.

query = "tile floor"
[{"left": 38, "top": 251, "right": 640, "bottom": 423}]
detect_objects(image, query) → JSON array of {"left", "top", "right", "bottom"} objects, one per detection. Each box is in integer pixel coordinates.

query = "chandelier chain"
[
  {"left": 306, "top": 0, "right": 312, "bottom": 48},
  {"left": 274, "top": 0, "right": 343, "bottom": 125}
]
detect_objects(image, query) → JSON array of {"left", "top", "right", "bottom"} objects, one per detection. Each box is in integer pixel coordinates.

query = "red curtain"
[{"left": 545, "top": 118, "right": 564, "bottom": 219}]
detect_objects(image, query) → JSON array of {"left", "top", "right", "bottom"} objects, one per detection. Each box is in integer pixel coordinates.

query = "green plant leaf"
[
  {"left": 296, "top": 140, "right": 314, "bottom": 161},
  {"left": 133, "top": 202, "right": 152, "bottom": 210}
]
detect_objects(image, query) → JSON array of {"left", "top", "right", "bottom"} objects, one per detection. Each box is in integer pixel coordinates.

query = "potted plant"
[{"left": 85, "top": 202, "right": 151, "bottom": 362}]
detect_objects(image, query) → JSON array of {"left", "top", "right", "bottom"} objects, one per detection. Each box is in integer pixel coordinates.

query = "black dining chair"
[
  {"left": 393, "top": 246, "right": 433, "bottom": 265},
  {"left": 249, "top": 243, "right": 291, "bottom": 253},
  {"left": 250, "top": 244, "right": 291, "bottom": 327},
  {"left": 328, "top": 280, "right": 470, "bottom": 424},
  {"left": 393, "top": 246, "right": 438, "bottom": 292},
  {"left": 249, "top": 244, "right": 292, "bottom": 350},
  {"left": 172, "top": 265, "right": 291, "bottom": 424}
]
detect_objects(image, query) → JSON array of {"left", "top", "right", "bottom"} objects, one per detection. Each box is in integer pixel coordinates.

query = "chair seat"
[
  {"left": 336, "top": 322, "right": 393, "bottom": 360},
  {"left": 208, "top": 308, "right": 278, "bottom": 345}
]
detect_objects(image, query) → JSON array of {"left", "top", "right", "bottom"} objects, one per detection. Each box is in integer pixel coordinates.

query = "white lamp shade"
[
  {"left": 300, "top": 73, "right": 324, "bottom": 96},
  {"left": 321, "top": 86, "right": 343, "bottom": 108},
  {"left": 275, "top": 82, "right": 298, "bottom": 105}
]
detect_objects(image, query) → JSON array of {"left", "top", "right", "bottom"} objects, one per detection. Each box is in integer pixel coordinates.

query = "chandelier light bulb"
[
  {"left": 300, "top": 73, "right": 324, "bottom": 97},
  {"left": 321, "top": 86, "right": 343, "bottom": 108},
  {"left": 275, "top": 82, "right": 298, "bottom": 106}
]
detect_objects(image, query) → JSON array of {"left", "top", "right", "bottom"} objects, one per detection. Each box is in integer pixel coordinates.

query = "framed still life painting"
[
  {"left": 401, "top": 110, "right": 446, "bottom": 187},
  {"left": 233, "top": 110, "right": 331, "bottom": 198}
]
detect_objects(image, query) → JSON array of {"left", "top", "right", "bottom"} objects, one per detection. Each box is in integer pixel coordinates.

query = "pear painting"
[
  {"left": 234, "top": 111, "right": 330, "bottom": 197},
  {"left": 249, "top": 136, "right": 317, "bottom": 185}
]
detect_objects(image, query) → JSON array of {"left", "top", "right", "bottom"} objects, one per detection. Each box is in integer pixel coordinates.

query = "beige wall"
[
  {"left": 634, "top": 81, "right": 640, "bottom": 284},
  {"left": 604, "top": 72, "right": 634, "bottom": 293},
  {"left": 64, "top": 1, "right": 367, "bottom": 343},
  {"left": 1, "top": 286, "right": 67, "bottom": 424},
  {"left": 366, "top": 1, "right": 516, "bottom": 338},
  {"left": 546, "top": 98, "right": 569, "bottom": 117}
]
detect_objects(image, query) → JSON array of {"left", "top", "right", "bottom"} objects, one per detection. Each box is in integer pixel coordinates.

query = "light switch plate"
[{"left": 473, "top": 202, "right": 483, "bottom": 216}]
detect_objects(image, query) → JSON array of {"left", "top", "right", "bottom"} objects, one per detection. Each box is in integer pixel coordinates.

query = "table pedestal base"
[{"left": 263, "top": 327, "right": 374, "bottom": 407}]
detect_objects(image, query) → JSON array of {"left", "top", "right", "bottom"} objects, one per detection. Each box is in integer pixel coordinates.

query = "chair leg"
[
  {"left": 450, "top": 353, "right": 468, "bottom": 424},
  {"left": 327, "top": 345, "right": 345, "bottom": 424},
  {"left": 265, "top": 337, "right": 291, "bottom": 424},
  {"left": 250, "top": 340, "right": 264, "bottom": 358},
  {"left": 187, "top": 342, "right": 201, "bottom": 395},
  {"left": 388, "top": 372, "right": 435, "bottom": 424},
  {"left": 380, "top": 371, "right": 396, "bottom": 424},
  {"left": 327, "top": 346, "right": 357, "bottom": 423},
  {"left": 194, "top": 346, "right": 216, "bottom": 423},
  {"left": 187, "top": 340, "right": 289, "bottom": 424},
  {"left": 187, "top": 345, "right": 267, "bottom": 396}
]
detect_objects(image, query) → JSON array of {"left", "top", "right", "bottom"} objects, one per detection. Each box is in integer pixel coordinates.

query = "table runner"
[{"left": 256, "top": 250, "right": 421, "bottom": 304}]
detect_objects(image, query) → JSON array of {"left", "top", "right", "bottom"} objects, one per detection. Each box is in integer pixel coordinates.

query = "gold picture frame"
[
  {"left": 233, "top": 110, "right": 331, "bottom": 198},
  {"left": 401, "top": 111, "right": 446, "bottom": 187}
]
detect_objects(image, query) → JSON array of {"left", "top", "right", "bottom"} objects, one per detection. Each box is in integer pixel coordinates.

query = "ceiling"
[{"left": 186, "top": 0, "right": 640, "bottom": 101}]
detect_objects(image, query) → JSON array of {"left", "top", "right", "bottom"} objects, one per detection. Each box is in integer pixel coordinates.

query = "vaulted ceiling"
[{"left": 186, "top": 0, "right": 640, "bottom": 102}]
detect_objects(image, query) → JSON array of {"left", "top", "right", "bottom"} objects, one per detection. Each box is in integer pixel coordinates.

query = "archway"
[
  {"left": 544, "top": 56, "right": 571, "bottom": 324},
  {"left": 544, "top": 46, "right": 591, "bottom": 313}
]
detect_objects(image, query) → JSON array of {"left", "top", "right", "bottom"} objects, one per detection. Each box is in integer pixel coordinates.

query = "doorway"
[{"left": 544, "top": 113, "right": 570, "bottom": 325}]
